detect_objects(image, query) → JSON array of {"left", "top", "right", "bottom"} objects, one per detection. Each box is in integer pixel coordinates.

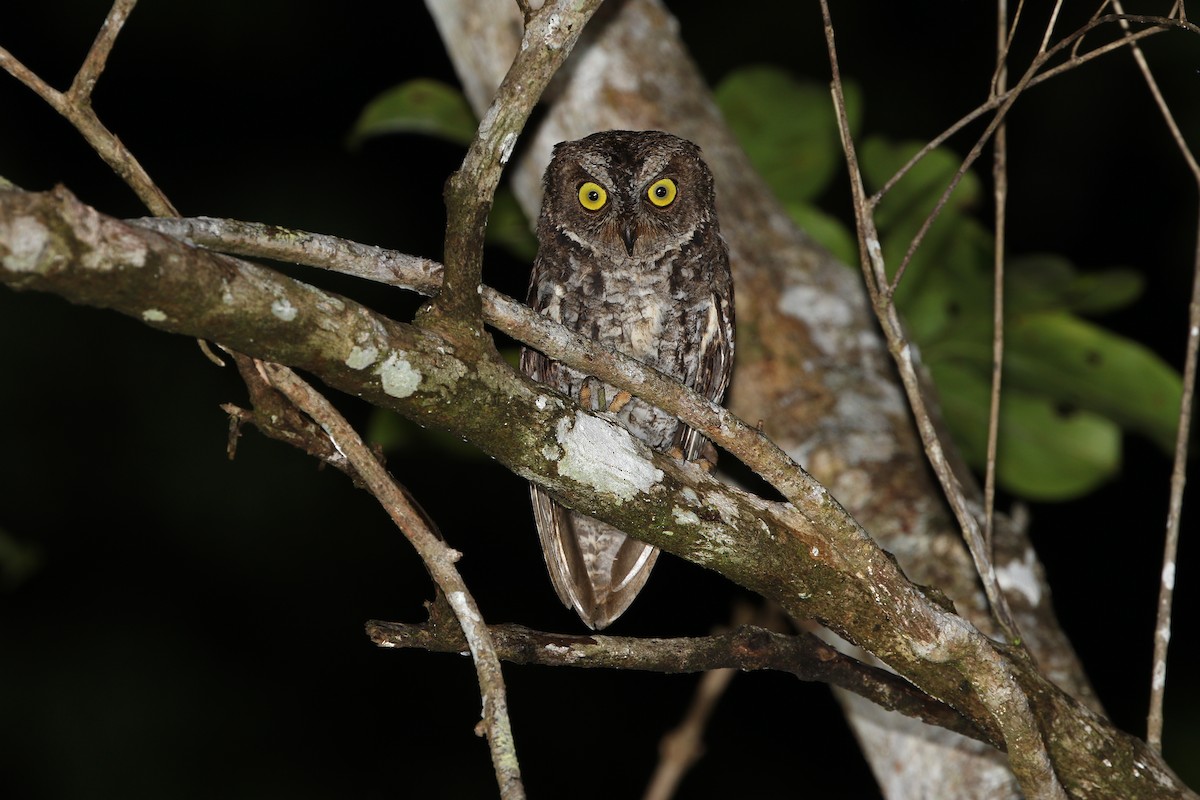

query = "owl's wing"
[
  {"left": 676, "top": 280, "right": 736, "bottom": 462},
  {"left": 520, "top": 344, "right": 660, "bottom": 629}
]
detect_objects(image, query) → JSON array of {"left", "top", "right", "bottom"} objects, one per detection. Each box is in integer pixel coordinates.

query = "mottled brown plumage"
[{"left": 520, "top": 130, "right": 735, "bottom": 629}]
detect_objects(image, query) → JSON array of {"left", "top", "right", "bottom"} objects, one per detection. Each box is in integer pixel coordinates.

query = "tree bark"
[
  {"left": 423, "top": 0, "right": 1142, "bottom": 796},
  {"left": 1, "top": 181, "right": 1193, "bottom": 799}
]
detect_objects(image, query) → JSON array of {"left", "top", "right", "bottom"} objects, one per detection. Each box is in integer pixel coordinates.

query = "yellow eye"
[
  {"left": 578, "top": 182, "right": 607, "bottom": 211},
  {"left": 647, "top": 178, "right": 677, "bottom": 207}
]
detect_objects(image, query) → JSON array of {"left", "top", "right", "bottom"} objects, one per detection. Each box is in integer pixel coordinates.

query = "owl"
[{"left": 520, "top": 130, "right": 735, "bottom": 629}]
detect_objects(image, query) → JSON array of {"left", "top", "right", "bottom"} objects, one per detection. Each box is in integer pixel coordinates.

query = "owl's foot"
[
  {"left": 673, "top": 442, "right": 719, "bottom": 470},
  {"left": 578, "top": 383, "right": 592, "bottom": 410},
  {"left": 607, "top": 390, "right": 632, "bottom": 413}
]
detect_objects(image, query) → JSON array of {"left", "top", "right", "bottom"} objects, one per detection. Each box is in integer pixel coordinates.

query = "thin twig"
[
  {"left": 821, "top": 0, "right": 1022, "bottom": 642},
  {"left": 429, "top": 0, "right": 602, "bottom": 333},
  {"left": 870, "top": 15, "right": 1183, "bottom": 210},
  {"left": 642, "top": 602, "right": 758, "bottom": 800},
  {"left": 984, "top": 0, "right": 1010, "bottom": 558},
  {"left": 68, "top": 0, "right": 137, "bottom": 102},
  {"left": 642, "top": 668, "right": 735, "bottom": 800},
  {"left": 0, "top": 0, "right": 175, "bottom": 215},
  {"left": 366, "top": 617, "right": 1001, "bottom": 748},
  {"left": 1038, "top": 0, "right": 1066, "bottom": 54},
  {"left": 1107, "top": 0, "right": 1200, "bottom": 753},
  {"left": 886, "top": 2, "right": 1063, "bottom": 297},
  {"left": 261, "top": 362, "right": 526, "bottom": 800}
]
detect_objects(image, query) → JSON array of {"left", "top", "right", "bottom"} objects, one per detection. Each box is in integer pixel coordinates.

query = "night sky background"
[{"left": 2, "top": 2, "right": 1198, "bottom": 797}]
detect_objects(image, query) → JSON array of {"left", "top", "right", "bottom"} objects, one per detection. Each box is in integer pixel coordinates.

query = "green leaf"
[
  {"left": 1005, "top": 254, "right": 1143, "bottom": 316},
  {"left": 348, "top": 78, "right": 476, "bottom": 148},
  {"left": 486, "top": 188, "right": 537, "bottom": 262},
  {"left": 931, "top": 361, "right": 1120, "bottom": 500},
  {"left": 784, "top": 202, "right": 859, "bottom": 266},
  {"left": 715, "top": 65, "right": 860, "bottom": 205},
  {"left": 855, "top": 133, "right": 1176, "bottom": 501},
  {"left": 886, "top": 214, "right": 993, "bottom": 335},
  {"left": 1003, "top": 312, "right": 1180, "bottom": 452},
  {"left": 860, "top": 137, "right": 982, "bottom": 231}
]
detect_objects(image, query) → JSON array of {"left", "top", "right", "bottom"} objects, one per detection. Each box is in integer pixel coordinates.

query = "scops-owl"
[{"left": 520, "top": 130, "right": 735, "bottom": 629}]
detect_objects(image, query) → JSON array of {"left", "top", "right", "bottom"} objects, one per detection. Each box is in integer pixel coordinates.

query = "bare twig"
[
  {"left": 0, "top": 0, "right": 175, "bottom": 215},
  {"left": 643, "top": 602, "right": 755, "bottom": 800},
  {"left": 429, "top": 0, "right": 602, "bottom": 334},
  {"left": 641, "top": 667, "right": 736, "bottom": 800},
  {"left": 984, "top": 0, "right": 1010, "bottom": 558},
  {"left": 870, "top": 15, "right": 1185, "bottom": 211},
  {"left": 1106, "top": 0, "right": 1200, "bottom": 753},
  {"left": 129, "top": 216, "right": 445, "bottom": 293},
  {"left": 68, "top": 0, "right": 137, "bottom": 102},
  {"left": 365, "top": 617, "right": 1000, "bottom": 748},
  {"left": 261, "top": 363, "right": 525, "bottom": 800},
  {"left": 821, "top": 0, "right": 1023, "bottom": 643},
  {"left": 1038, "top": 0, "right": 1066, "bottom": 54}
]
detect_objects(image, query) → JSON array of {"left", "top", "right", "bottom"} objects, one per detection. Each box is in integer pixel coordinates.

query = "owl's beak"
[{"left": 620, "top": 219, "right": 638, "bottom": 256}]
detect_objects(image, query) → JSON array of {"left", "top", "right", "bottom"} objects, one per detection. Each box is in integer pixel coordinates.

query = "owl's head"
[{"left": 539, "top": 130, "right": 718, "bottom": 261}]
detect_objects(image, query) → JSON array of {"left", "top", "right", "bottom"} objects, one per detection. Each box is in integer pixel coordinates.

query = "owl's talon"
[
  {"left": 667, "top": 446, "right": 685, "bottom": 460},
  {"left": 607, "top": 390, "right": 632, "bottom": 413},
  {"left": 579, "top": 383, "right": 592, "bottom": 409}
]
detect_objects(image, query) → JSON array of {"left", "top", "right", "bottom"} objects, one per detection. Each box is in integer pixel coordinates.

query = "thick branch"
[
  {"left": 2, "top": 186, "right": 1192, "bottom": 800},
  {"left": 130, "top": 215, "right": 816, "bottom": 507}
]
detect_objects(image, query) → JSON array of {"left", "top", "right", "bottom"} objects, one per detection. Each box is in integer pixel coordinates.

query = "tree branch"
[
  {"left": 129, "top": 215, "right": 816, "bottom": 507},
  {"left": 259, "top": 362, "right": 525, "bottom": 799},
  {"left": 429, "top": 0, "right": 601, "bottom": 336},
  {"left": 419, "top": 8, "right": 1109, "bottom": 792},
  {"left": 2, "top": 185, "right": 1193, "bottom": 799},
  {"left": 366, "top": 615, "right": 1001, "bottom": 748},
  {"left": 0, "top": 0, "right": 175, "bottom": 215}
]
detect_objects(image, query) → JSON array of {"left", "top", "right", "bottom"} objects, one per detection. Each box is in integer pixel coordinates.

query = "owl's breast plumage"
[{"left": 531, "top": 224, "right": 725, "bottom": 450}]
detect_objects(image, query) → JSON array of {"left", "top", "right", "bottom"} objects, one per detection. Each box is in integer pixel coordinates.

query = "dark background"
[{"left": 2, "top": 2, "right": 1198, "bottom": 797}]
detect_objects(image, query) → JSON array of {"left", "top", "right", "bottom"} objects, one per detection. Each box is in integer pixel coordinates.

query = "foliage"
[
  {"left": 713, "top": 66, "right": 1181, "bottom": 501},
  {"left": 353, "top": 68, "right": 1182, "bottom": 501},
  {"left": 349, "top": 79, "right": 538, "bottom": 262}
]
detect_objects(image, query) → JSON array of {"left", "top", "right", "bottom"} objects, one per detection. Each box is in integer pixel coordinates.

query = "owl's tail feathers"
[{"left": 530, "top": 485, "right": 659, "bottom": 630}]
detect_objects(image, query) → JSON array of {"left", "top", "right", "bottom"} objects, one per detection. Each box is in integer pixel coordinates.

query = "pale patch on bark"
[
  {"left": 270, "top": 297, "right": 298, "bottom": 321},
  {"left": 0, "top": 215, "right": 50, "bottom": 272},
  {"left": 345, "top": 345, "right": 379, "bottom": 370},
  {"left": 995, "top": 547, "right": 1042, "bottom": 607},
  {"left": 555, "top": 411, "right": 663, "bottom": 501},
  {"left": 378, "top": 351, "right": 422, "bottom": 398}
]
